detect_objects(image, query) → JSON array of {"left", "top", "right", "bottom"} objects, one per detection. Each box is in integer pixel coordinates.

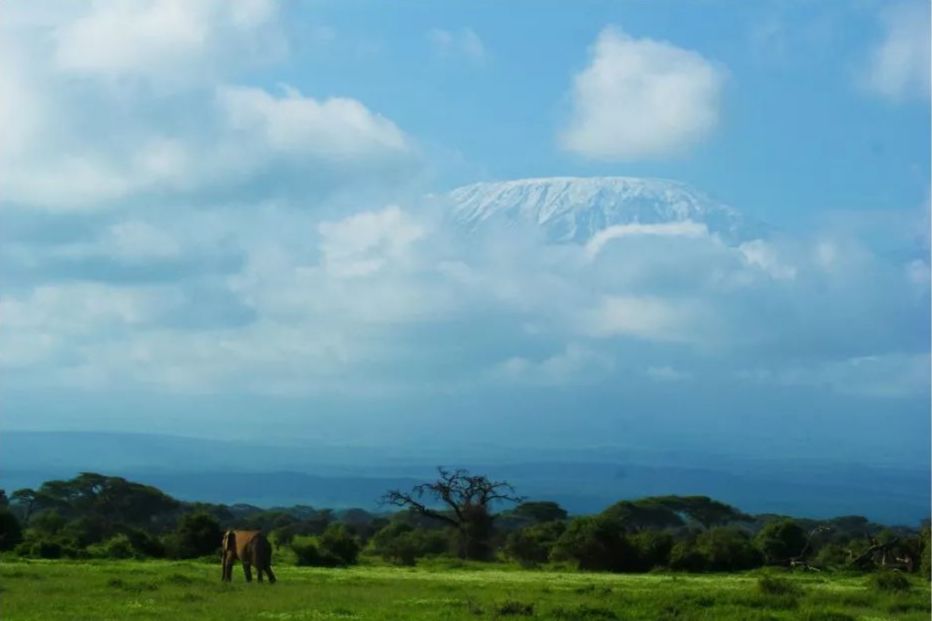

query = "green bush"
[
  {"left": 799, "top": 611, "right": 855, "bottom": 621},
  {"left": 550, "top": 516, "right": 638, "bottom": 572},
  {"left": 868, "top": 570, "right": 911, "bottom": 592},
  {"left": 551, "top": 604, "right": 618, "bottom": 620},
  {"left": 123, "top": 528, "right": 166, "bottom": 558},
  {"left": 629, "top": 530, "right": 673, "bottom": 571},
  {"left": 368, "top": 523, "right": 448, "bottom": 566},
  {"left": 291, "top": 536, "right": 323, "bottom": 566},
  {"left": 292, "top": 525, "right": 360, "bottom": 567},
  {"left": 318, "top": 524, "right": 360, "bottom": 566},
  {"left": 88, "top": 534, "right": 136, "bottom": 559},
  {"left": 755, "top": 519, "right": 806, "bottom": 565},
  {"left": 698, "top": 527, "right": 761, "bottom": 571},
  {"left": 0, "top": 510, "right": 23, "bottom": 551},
  {"left": 13, "top": 533, "right": 83, "bottom": 559},
  {"left": 494, "top": 600, "right": 534, "bottom": 616},
  {"left": 757, "top": 574, "right": 803, "bottom": 596},
  {"left": 669, "top": 540, "right": 707, "bottom": 572},
  {"left": 504, "top": 521, "right": 565, "bottom": 567},
  {"left": 172, "top": 512, "right": 221, "bottom": 559},
  {"left": 813, "top": 542, "right": 849, "bottom": 568},
  {"left": 920, "top": 526, "right": 931, "bottom": 580}
]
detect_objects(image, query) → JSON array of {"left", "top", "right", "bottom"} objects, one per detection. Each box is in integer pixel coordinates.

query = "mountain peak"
[{"left": 448, "top": 176, "right": 753, "bottom": 243}]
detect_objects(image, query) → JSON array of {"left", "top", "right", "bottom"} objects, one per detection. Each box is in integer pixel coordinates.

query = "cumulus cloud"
[
  {"left": 0, "top": 2, "right": 413, "bottom": 211},
  {"left": 560, "top": 27, "right": 726, "bottom": 160},
  {"left": 861, "top": 2, "right": 931, "bottom": 101},
  {"left": 1, "top": 193, "right": 927, "bottom": 402},
  {"left": 218, "top": 85, "right": 410, "bottom": 160},
  {"left": 52, "top": 0, "right": 282, "bottom": 83}
]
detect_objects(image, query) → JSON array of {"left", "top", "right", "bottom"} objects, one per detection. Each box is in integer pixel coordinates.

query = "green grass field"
[{"left": 1, "top": 560, "right": 928, "bottom": 621}]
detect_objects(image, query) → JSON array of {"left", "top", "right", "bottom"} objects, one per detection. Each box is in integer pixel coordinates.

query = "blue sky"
[{"left": 0, "top": 1, "right": 929, "bottom": 468}]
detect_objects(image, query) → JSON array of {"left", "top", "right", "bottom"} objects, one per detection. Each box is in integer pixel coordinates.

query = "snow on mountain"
[{"left": 448, "top": 177, "right": 758, "bottom": 244}]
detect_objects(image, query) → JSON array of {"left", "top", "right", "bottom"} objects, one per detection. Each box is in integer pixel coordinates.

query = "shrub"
[
  {"left": 123, "top": 528, "right": 166, "bottom": 558},
  {"left": 504, "top": 521, "right": 565, "bottom": 567},
  {"left": 495, "top": 600, "right": 534, "bottom": 616},
  {"left": 755, "top": 519, "right": 806, "bottom": 565},
  {"left": 629, "top": 530, "right": 673, "bottom": 571},
  {"left": 868, "top": 570, "right": 911, "bottom": 593},
  {"left": 88, "top": 534, "right": 136, "bottom": 559},
  {"left": 550, "top": 516, "right": 637, "bottom": 572},
  {"left": 551, "top": 605, "right": 618, "bottom": 620},
  {"left": 813, "top": 542, "right": 849, "bottom": 568},
  {"left": 0, "top": 510, "right": 23, "bottom": 551},
  {"left": 920, "top": 526, "right": 931, "bottom": 580},
  {"left": 670, "top": 540, "right": 708, "bottom": 572},
  {"left": 173, "top": 512, "right": 221, "bottom": 559},
  {"left": 291, "top": 536, "right": 323, "bottom": 566},
  {"left": 698, "top": 527, "right": 761, "bottom": 571},
  {"left": 757, "top": 574, "right": 803, "bottom": 596},
  {"left": 292, "top": 525, "right": 360, "bottom": 567},
  {"left": 368, "top": 523, "right": 447, "bottom": 566},
  {"left": 800, "top": 612, "right": 855, "bottom": 621},
  {"left": 14, "top": 534, "right": 83, "bottom": 559},
  {"left": 318, "top": 524, "right": 360, "bottom": 566}
]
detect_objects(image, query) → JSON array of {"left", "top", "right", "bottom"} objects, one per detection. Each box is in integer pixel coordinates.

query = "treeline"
[{"left": 0, "top": 470, "right": 929, "bottom": 577}]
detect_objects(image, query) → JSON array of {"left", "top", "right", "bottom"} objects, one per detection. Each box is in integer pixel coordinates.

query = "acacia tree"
[{"left": 382, "top": 468, "right": 523, "bottom": 560}]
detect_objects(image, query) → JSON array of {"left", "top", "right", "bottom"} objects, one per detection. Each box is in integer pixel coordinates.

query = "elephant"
[{"left": 221, "top": 530, "right": 276, "bottom": 583}]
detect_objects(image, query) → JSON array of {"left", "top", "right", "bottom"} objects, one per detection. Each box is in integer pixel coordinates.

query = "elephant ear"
[{"left": 223, "top": 530, "right": 236, "bottom": 552}]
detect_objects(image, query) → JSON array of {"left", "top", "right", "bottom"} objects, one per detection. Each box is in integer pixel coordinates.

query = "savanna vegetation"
[{"left": 0, "top": 470, "right": 928, "bottom": 620}]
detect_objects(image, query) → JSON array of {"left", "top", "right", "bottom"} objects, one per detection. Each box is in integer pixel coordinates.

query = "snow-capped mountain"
[{"left": 448, "top": 177, "right": 757, "bottom": 244}]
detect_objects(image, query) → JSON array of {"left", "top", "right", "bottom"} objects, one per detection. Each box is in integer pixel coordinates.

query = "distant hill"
[{"left": 1, "top": 431, "right": 927, "bottom": 524}]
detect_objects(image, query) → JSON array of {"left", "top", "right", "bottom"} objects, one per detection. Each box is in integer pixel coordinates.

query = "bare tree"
[{"left": 382, "top": 467, "right": 523, "bottom": 560}]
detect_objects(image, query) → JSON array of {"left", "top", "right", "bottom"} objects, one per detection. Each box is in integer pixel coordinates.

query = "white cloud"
[
  {"left": 427, "top": 28, "right": 486, "bottom": 62},
  {"left": 560, "top": 27, "right": 726, "bottom": 160},
  {"left": 862, "top": 2, "right": 931, "bottom": 101},
  {"left": 585, "top": 221, "right": 709, "bottom": 259},
  {"left": 0, "top": 4, "right": 412, "bottom": 212},
  {"left": 318, "top": 206, "right": 426, "bottom": 278},
  {"left": 52, "top": 0, "right": 281, "bottom": 83},
  {"left": 0, "top": 283, "right": 181, "bottom": 337},
  {"left": 218, "top": 85, "right": 410, "bottom": 160},
  {"left": 1, "top": 192, "right": 927, "bottom": 399},
  {"left": 738, "top": 239, "right": 797, "bottom": 280}
]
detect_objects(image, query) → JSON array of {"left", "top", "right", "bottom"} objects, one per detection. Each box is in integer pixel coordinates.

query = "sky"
[{"left": 0, "top": 1, "right": 929, "bottom": 468}]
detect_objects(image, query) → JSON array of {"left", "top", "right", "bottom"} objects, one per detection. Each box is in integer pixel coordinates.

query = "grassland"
[{"left": 0, "top": 559, "right": 928, "bottom": 621}]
